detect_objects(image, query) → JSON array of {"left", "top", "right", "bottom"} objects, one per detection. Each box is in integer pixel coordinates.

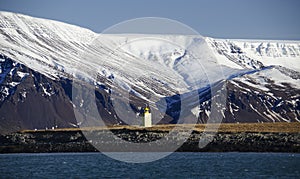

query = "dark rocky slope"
[{"left": 0, "top": 55, "right": 77, "bottom": 134}]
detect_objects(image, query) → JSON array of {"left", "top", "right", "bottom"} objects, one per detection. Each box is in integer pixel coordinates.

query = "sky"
[{"left": 0, "top": 0, "right": 299, "bottom": 40}]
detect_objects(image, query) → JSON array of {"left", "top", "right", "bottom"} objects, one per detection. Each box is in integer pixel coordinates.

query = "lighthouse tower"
[{"left": 143, "top": 106, "right": 152, "bottom": 127}]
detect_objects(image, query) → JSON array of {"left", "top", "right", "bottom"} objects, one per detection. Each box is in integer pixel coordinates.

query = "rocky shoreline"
[{"left": 0, "top": 129, "right": 299, "bottom": 153}]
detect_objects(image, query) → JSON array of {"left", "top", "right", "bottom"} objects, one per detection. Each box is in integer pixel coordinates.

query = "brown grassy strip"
[{"left": 20, "top": 122, "right": 300, "bottom": 133}]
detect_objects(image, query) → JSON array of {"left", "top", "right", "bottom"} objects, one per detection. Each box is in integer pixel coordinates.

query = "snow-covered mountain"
[{"left": 0, "top": 12, "right": 299, "bottom": 133}]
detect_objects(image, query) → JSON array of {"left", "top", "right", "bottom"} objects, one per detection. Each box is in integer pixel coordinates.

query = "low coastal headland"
[{"left": 1, "top": 123, "right": 299, "bottom": 153}]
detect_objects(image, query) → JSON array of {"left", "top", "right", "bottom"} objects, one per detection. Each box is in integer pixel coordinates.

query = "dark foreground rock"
[{"left": 0, "top": 129, "right": 299, "bottom": 153}]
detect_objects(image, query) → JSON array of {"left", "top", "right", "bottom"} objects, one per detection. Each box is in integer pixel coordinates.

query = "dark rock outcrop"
[{"left": 0, "top": 130, "right": 299, "bottom": 153}]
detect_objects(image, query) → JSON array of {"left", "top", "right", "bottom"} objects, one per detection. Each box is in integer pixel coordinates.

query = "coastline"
[{"left": 1, "top": 123, "right": 300, "bottom": 153}]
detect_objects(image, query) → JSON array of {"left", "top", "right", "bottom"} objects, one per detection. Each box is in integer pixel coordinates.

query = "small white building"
[{"left": 142, "top": 107, "right": 152, "bottom": 127}]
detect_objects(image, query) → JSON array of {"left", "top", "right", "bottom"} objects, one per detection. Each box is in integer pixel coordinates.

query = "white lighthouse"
[{"left": 143, "top": 106, "right": 152, "bottom": 127}]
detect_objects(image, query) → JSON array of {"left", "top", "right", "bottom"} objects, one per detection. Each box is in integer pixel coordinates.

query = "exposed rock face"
[
  {"left": 0, "top": 55, "right": 77, "bottom": 134},
  {"left": 0, "top": 130, "right": 299, "bottom": 153},
  {"left": 222, "top": 79, "right": 300, "bottom": 123}
]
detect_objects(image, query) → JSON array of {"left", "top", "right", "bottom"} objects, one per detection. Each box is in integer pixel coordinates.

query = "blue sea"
[{"left": 1, "top": 152, "right": 300, "bottom": 178}]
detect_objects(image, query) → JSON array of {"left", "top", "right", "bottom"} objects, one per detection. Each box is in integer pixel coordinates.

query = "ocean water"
[{"left": 1, "top": 152, "right": 300, "bottom": 178}]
